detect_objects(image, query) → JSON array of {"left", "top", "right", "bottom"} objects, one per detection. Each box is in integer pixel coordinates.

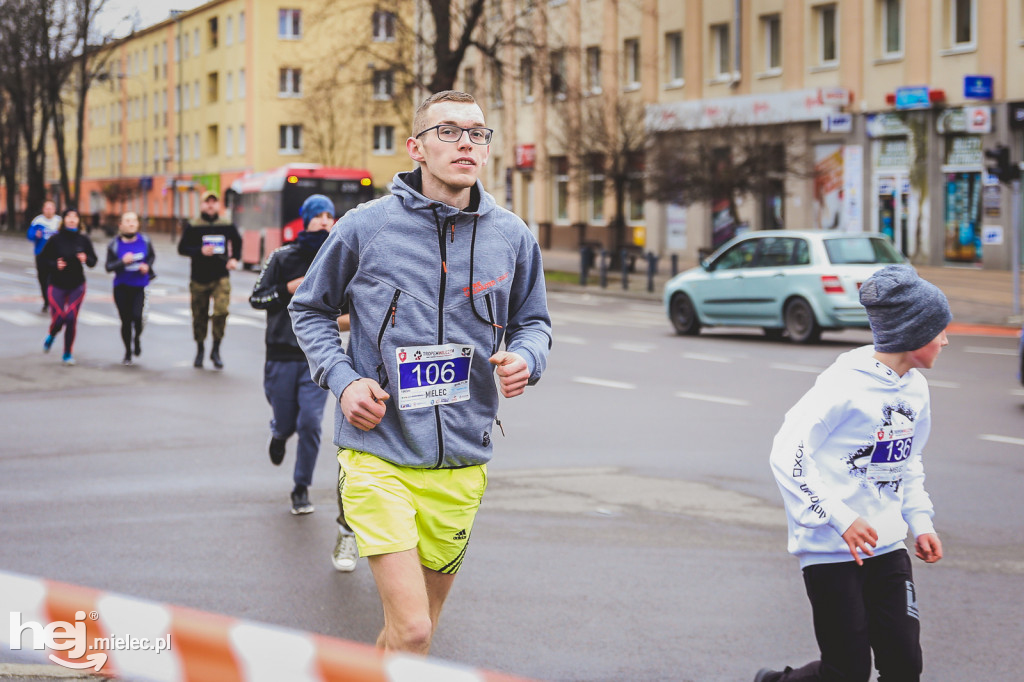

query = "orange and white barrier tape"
[{"left": 0, "top": 570, "right": 532, "bottom": 682}]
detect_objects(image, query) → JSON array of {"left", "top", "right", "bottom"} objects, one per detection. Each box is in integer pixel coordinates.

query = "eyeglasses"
[{"left": 415, "top": 124, "right": 493, "bottom": 145}]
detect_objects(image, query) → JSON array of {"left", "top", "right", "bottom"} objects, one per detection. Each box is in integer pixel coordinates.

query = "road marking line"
[
  {"left": 980, "top": 434, "right": 1024, "bottom": 447},
  {"left": 965, "top": 346, "right": 1017, "bottom": 356},
  {"left": 770, "top": 362, "right": 822, "bottom": 374},
  {"left": 227, "top": 316, "right": 264, "bottom": 327},
  {"left": 682, "top": 352, "right": 732, "bottom": 363},
  {"left": 573, "top": 377, "right": 636, "bottom": 390},
  {"left": 145, "top": 311, "right": 188, "bottom": 325},
  {"left": 0, "top": 310, "right": 44, "bottom": 326},
  {"left": 928, "top": 380, "right": 960, "bottom": 389},
  {"left": 1011, "top": 389, "right": 1024, "bottom": 397},
  {"left": 78, "top": 310, "right": 120, "bottom": 326},
  {"left": 611, "top": 342, "right": 655, "bottom": 353},
  {"left": 557, "top": 335, "right": 588, "bottom": 345},
  {"left": 675, "top": 391, "right": 750, "bottom": 406}
]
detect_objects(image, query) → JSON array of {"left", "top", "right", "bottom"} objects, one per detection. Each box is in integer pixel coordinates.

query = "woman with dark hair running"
[
  {"left": 40, "top": 208, "right": 97, "bottom": 366},
  {"left": 105, "top": 211, "right": 155, "bottom": 365}
]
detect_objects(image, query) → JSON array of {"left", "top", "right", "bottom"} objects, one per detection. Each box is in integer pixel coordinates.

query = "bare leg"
[{"left": 368, "top": 548, "right": 457, "bottom": 654}]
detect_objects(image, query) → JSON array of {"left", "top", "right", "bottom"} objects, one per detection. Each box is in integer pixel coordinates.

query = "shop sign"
[
  {"left": 515, "top": 144, "right": 536, "bottom": 170},
  {"left": 895, "top": 86, "right": 931, "bottom": 110},
  {"left": 945, "top": 136, "right": 983, "bottom": 167},
  {"left": 937, "top": 107, "right": 992, "bottom": 134},
  {"left": 646, "top": 88, "right": 851, "bottom": 131},
  {"left": 866, "top": 113, "right": 911, "bottom": 138},
  {"left": 1010, "top": 102, "right": 1024, "bottom": 129},
  {"left": 875, "top": 139, "right": 910, "bottom": 169},
  {"left": 982, "top": 225, "right": 1004, "bottom": 245},
  {"left": 821, "top": 113, "right": 852, "bottom": 133},
  {"left": 983, "top": 184, "right": 1002, "bottom": 218},
  {"left": 964, "top": 76, "right": 994, "bottom": 100}
]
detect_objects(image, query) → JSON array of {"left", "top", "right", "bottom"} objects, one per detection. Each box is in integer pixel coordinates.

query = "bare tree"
[{"left": 647, "top": 122, "right": 810, "bottom": 246}]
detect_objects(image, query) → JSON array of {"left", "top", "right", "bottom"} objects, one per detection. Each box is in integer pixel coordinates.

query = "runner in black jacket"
[
  {"left": 249, "top": 194, "right": 359, "bottom": 571},
  {"left": 40, "top": 209, "right": 97, "bottom": 365}
]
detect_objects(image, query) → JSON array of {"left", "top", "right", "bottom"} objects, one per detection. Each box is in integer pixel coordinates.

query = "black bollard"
[
  {"left": 579, "top": 245, "right": 592, "bottom": 286},
  {"left": 621, "top": 249, "right": 629, "bottom": 290},
  {"left": 599, "top": 250, "right": 608, "bottom": 289},
  {"left": 671, "top": 253, "right": 679, "bottom": 277},
  {"left": 646, "top": 252, "right": 658, "bottom": 293}
]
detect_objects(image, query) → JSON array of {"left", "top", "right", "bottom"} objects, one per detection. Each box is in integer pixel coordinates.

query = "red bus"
[{"left": 228, "top": 164, "right": 373, "bottom": 269}]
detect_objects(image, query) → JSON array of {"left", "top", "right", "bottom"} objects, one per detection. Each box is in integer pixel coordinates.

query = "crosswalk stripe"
[
  {"left": 0, "top": 310, "right": 43, "bottom": 326},
  {"left": 675, "top": 391, "right": 750, "bottom": 406}
]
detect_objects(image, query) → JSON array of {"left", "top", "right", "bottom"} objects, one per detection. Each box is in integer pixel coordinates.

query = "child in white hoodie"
[{"left": 756, "top": 265, "right": 950, "bottom": 682}]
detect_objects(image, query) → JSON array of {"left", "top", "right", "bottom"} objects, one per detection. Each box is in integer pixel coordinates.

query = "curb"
[{"left": 0, "top": 570, "right": 533, "bottom": 682}]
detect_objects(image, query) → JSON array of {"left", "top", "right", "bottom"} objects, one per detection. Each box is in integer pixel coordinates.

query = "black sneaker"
[
  {"left": 290, "top": 487, "right": 314, "bottom": 515},
  {"left": 122, "top": 351, "right": 133, "bottom": 366},
  {"left": 193, "top": 343, "right": 204, "bottom": 368},
  {"left": 268, "top": 436, "right": 286, "bottom": 465},
  {"left": 754, "top": 668, "right": 789, "bottom": 682},
  {"left": 133, "top": 338, "right": 141, "bottom": 357}
]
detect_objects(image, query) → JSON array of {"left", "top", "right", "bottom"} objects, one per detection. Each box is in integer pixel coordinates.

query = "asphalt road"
[{"left": 0, "top": 232, "right": 1022, "bottom": 681}]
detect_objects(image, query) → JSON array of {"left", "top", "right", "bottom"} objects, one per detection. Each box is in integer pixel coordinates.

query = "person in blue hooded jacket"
[{"left": 290, "top": 91, "right": 552, "bottom": 654}]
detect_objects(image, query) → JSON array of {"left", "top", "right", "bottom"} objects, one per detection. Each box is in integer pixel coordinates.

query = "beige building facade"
[
  {"left": 63, "top": 0, "right": 410, "bottom": 231},
  {"left": 465, "top": 0, "right": 1024, "bottom": 269}
]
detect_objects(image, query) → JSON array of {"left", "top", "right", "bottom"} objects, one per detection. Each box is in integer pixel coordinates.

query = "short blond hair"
[{"left": 413, "top": 90, "right": 479, "bottom": 137}]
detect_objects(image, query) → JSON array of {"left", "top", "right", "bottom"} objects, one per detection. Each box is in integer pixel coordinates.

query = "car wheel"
[
  {"left": 784, "top": 297, "right": 822, "bottom": 344},
  {"left": 670, "top": 293, "right": 701, "bottom": 336}
]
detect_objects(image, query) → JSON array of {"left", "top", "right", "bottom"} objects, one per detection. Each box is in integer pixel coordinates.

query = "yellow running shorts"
[{"left": 337, "top": 448, "right": 488, "bottom": 574}]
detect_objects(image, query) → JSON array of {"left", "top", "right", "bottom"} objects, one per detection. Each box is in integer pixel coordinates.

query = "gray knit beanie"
[{"left": 859, "top": 265, "right": 952, "bottom": 352}]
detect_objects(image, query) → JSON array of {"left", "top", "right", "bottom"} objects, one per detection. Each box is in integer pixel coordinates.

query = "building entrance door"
[{"left": 876, "top": 175, "right": 910, "bottom": 256}]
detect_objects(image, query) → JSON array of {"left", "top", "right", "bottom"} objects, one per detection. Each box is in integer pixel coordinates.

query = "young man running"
[{"left": 290, "top": 91, "right": 552, "bottom": 653}]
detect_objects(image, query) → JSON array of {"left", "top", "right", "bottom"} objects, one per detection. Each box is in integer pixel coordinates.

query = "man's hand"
[
  {"left": 286, "top": 276, "right": 305, "bottom": 294},
  {"left": 122, "top": 252, "right": 135, "bottom": 263},
  {"left": 489, "top": 351, "right": 529, "bottom": 398},
  {"left": 226, "top": 258, "right": 239, "bottom": 271},
  {"left": 915, "top": 533, "right": 943, "bottom": 563},
  {"left": 200, "top": 244, "right": 215, "bottom": 256},
  {"left": 341, "top": 378, "right": 389, "bottom": 431},
  {"left": 55, "top": 257, "right": 67, "bottom": 270},
  {"left": 76, "top": 251, "right": 87, "bottom": 263},
  {"left": 841, "top": 517, "right": 878, "bottom": 566}
]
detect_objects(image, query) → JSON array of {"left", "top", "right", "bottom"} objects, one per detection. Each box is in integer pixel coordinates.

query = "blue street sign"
[
  {"left": 895, "top": 86, "right": 930, "bottom": 110},
  {"left": 964, "top": 75, "right": 994, "bottom": 100}
]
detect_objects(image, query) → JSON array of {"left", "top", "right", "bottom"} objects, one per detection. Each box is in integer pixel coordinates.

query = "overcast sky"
[{"left": 98, "top": 0, "right": 207, "bottom": 38}]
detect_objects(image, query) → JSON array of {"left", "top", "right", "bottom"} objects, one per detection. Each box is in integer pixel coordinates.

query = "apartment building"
[
  {"left": 464, "top": 0, "right": 1024, "bottom": 269},
  {"left": 68, "top": 0, "right": 410, "bottom": 229}
]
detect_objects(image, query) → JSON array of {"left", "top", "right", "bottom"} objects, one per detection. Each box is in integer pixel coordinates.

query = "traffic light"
[{"left": 985, "top": 144, "right": 1020, "bottom": 184}]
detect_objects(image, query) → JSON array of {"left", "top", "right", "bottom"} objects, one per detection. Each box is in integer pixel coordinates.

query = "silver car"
[{"left": 664, "top": 231, "right": 906, "bottom": 343}]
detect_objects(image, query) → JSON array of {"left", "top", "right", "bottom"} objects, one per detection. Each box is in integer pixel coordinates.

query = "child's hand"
[
  {"left": 915, "top": 533, "right": 943, "bottom": 563},
  {"left": 842, "top": 517, "right": 878, "bottom": 566}
]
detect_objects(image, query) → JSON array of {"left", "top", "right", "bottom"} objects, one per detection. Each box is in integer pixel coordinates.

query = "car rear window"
[{"left": 823, "top": 237, "right": 904, "bottom": 265}]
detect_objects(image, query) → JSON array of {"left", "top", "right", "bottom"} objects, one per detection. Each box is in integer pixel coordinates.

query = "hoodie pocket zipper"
[
  {"left": 375, "top": 289, "right": 401, "bottom": 389},
  {"left": 483, "top": 293, "right": 500, "bottom": 356}
]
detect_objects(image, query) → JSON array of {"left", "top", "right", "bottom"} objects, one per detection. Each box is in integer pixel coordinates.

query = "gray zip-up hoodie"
[{"left": 289, "top": 169, "right": 552, "bottom": 469}]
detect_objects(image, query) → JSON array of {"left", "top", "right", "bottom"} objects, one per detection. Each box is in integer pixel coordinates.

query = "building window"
[
  {"left": 373, "top": 125, "right": 395, "bottom": 154},
  {"left": 183, "top": 32, "right": 190, "bottom": 59},
  {"left": 207, "top": 72, "right": 219, "bottom": 103},
  {"left": 173, "top": 35, "right": 180, "bottom": 62},
  {"left": 193, "top": 79, "right": 199, "bottom": 108},
  {"left": 238, "top": 124, "right": 246, "bottom": 155},
  {"left": 225, "top": 16, "right": 233, "bottom": 45},
  {"left": 491, "top": 66, "right": 504, "bottom": 107},
  {"left": 182, "top": 83, "right": 190, "bottom": 110},
  {"left": 279, "top": 9, "right": 302, "bottom": 39},
  {"left": 623, "top": 38, "right": 640, "bottom": 89},
  {"left": 193, "top": 28, "right": 200, "bottom": 56},
  {"left": 279, "top": 68, "right": 302, "bottom": 97},
  {"left": 226, "top": 72, "right": 233, "bottom": 101},
  {"left": 226, "top": 126, "right": 234, "bottom": 157},
  {"left": 881, "top": 0, "right": 902, "bottom": 56},
  {"left": 586, "top": 46, "right": 601, "bottom": 94},
  {"left": 762, "top": 14, "right": 781, "bottom": 72},
  {"left": 816, "top": 4, "right": 838, "bottom": 65},
  {"left": 279, "top": 124, "right": 302, "bottom": 153},
  {"left": 373, "top": 11, "right": 396, "bottom": 41},
  {"left": 626, "top": 154, "right": 644, "bottom": 223},
  {"left": 207, "top": 18, "right": 218, "bottom": 49},
  {"left": 711, "top": 23, "right": 730, "bottom": 78},
  {"left": 521, "top": 57, "right": 533, "bottom": 101},
  {"left": 153, "top": 45, "right": 159, "bottom": 78},
  {"left": 238, "top": 12, "right": 245, "bottom": 42},
  {"left": 553, "top": 157, "right": 569, "bottom": 223},
  {"left": 950, "top": 0, "right": 974, "bottom": 46},
  {"left": 665, "top": 31, "right": 683, "bottom": 86},
  {"left": 373, "top": 70, "right": 393, "bottom": 99},
  {"left": 238, "top": 68, "right": 245, "bottom": 99},
  {"left": 174, "top": 86, "right": 180, "bottom": 112},
  {"left": 463, "top": 67, "right": 476, "bottom": 95},
  {"left": 550, "top": 50, "right": 567, "bottom": 99}
]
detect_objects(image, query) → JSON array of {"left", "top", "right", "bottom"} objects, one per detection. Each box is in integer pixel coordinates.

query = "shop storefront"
[
  {"left": 867, "top": 114, "right": 913, "bottom": 257},
  {"left": 938, "top": 107, "right": 991, "bottom": 264}
]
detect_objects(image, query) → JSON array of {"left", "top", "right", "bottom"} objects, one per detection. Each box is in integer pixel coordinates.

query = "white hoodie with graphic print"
[{"left": 770, "top": 345, "right": 937, "bottom": 568}]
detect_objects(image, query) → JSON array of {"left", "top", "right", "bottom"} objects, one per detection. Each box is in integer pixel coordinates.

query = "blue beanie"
[
  {"left": 859, "top": 265, "right": 952, "bottom": 352},
  {"left": 300, "top": 194, "right": 335, "bottom": 228}
]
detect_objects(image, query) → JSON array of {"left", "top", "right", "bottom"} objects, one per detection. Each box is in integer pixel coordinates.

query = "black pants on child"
[
  {"left": 113, "top": 284, "right": 146, "bottom": 353},
  {"left": 780, "top": 549, "right": 922, "bottom": 682}
]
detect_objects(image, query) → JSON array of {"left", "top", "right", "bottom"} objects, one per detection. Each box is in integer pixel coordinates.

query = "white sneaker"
[{"left": 332, "top": 531, "right": 358, "bottom": 572}]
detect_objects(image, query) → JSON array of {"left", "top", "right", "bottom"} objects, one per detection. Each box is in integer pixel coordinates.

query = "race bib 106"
[{"left": 395, "top": 344, "right": 474, "bottom": 410}]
